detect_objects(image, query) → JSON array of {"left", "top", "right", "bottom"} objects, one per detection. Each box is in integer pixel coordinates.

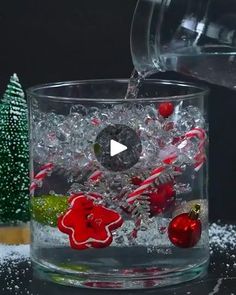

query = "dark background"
[{"left": 0, "top": 0, "right": 235, "bottom": 222}]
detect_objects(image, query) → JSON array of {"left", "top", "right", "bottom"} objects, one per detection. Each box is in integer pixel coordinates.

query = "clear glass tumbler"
[{"left": 27, "top": 79, "right": 209, "bottom": 289}]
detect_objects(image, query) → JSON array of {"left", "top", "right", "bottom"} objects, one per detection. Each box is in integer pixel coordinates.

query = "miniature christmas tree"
[{"left": 0, "top": 74, "right": 30, "bottom": 223}]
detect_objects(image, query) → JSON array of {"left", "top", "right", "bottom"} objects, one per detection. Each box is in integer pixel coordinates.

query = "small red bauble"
[
  {"left": 131, "top": 176, "right": 143, "bottom": 186},
  {"left": 149, "top": 183, "right": 175, "bottom": 216},
  {"left": 158, "top": 102, "right": 174, "bottom": 118},
  {"left": 168, "top": 204, "right": 202, "bottom": 248}
]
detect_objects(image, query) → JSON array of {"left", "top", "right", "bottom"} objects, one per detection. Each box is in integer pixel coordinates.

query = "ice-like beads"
[
  {"left": 32, "top": 103, "right": 206, "bottom": 178},
  {"left": 174, "top": 111, "right": 195, "bottom": 136},
  {"left": 177, "top": 138, "right": 199, "bottom": 162},
  {"left": 70, "top": 104, "right": 88, "bottom": 116},
  {"left": 185, "top": 106, "right": 205, "bottom": 128}
]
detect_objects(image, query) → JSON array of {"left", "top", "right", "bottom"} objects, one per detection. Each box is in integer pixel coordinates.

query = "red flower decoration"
[{"left": 58, "top": 194, "right": 123, "bottom": 250}]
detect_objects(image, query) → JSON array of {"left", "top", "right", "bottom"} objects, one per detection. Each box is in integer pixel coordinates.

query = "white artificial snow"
[
  {"left": 209, "top": 223, "right": 236, "bottom": 251},
  {"left": 0, "top": 244, "right": 30, "bottom": 265},
  {"left": 0, "top": 244, "right": 31, "bottom": 295}
]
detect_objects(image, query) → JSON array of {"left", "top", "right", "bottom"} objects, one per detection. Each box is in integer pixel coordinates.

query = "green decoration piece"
[
  {"left": 94, "top": 143, "right": 102, "bottom": 155},
  {"left": 0, "top": 74, "right": 30, "bottom": 223},
  {"left": 59, "top": 263, "right": 90, "bottom": 272},
  {"left": 31, "top": 195, "right": 69, "bottom": 227}
]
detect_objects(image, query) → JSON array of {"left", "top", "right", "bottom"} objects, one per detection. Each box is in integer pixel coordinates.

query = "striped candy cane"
[
  {"left": 127, "top": 128, "right": 206, "bottom": 203},
  {"left": 127, "top": 155, "right": 178, "bottom": 203},
  {"left": 194, "top": 152, "right": 207, "bottom": 172},
  {"left": 185, "top": 127, "right": 206, "bottom": 141},
  {"left": 185, "top": 128, "right": 206, "bottom": 171},
  {"left": 30, "top": 163, "right": 54, "bottom": 195},
  {"left": 88, "top": 170, "right": 103, "bottom": 182},
  {"left": 127, "top": 166, "right": 165, "bottom": 203},
  {"left": 130, "top": 219, "right": 142, "bottom": 239}
]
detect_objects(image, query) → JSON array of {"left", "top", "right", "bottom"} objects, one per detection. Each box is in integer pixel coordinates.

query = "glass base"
[{"left": 33, "top": 259, "right": 209, "bottom": 289}]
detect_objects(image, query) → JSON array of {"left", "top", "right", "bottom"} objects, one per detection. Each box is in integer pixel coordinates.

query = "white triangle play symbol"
[{"left": 110, "top": 139, "right": 127, "bottom": 157}]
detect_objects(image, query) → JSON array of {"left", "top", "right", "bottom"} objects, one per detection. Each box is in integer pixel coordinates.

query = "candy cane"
[
  {"left": 194, "top": 153, "right": 207, "bottom": 172},
  {"left": 127, "top": 166, "right": 165, "bottom": 203},
  {"left": 185, "top": 128, "right": 206, "bottom": 153},
  {"left": 130, "top": 219, "right": 142, "bottom": 239},
  {"left": 185, "top": 128, "right": 206, "bottom": 171},
  {"left": 128, "top": 128, "right": 207, "bottom": 203},
  {"left": 127, "top": 156, "right": 178, "bottom": 203},
  {"left": 162, "top": 154, "right": 178, "bottom": 165},
  {"left": 30, "top": 163, "right": 54, "bottom": 194},
  {"left": 88, "top": 170, "right": 103, "bottom": 182},
  {"left": 185, "top": 127, "right": 206, "bottom": 141}
]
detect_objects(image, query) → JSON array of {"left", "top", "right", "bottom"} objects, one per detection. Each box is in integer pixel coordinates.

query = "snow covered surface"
[{"left": 0, "top": 244, "right": 30, "bottom": 265}]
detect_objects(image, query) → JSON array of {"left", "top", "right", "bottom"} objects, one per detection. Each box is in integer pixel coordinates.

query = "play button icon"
[
  {"left": 94, "top": 124, "right": 142, "bottom": 172},
  {"left": 110, "top": 140, "right": 127, "bottom": 157}
]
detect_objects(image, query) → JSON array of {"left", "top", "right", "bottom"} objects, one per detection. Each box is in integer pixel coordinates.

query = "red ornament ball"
[
  {"left": 131, "top": 176, "right": 143, "bottom": 186},
  {"left": 158, "top": 102, "right": 174, "bottom": 118},
  {"left": 149, "top": 183, "right": 175, "bottom": 216},
  {"left": 168, "top": 213, "right": 202, "bottom": 248}
]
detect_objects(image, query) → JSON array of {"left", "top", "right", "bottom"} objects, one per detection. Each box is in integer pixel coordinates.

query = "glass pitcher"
[{"left": 131, "top": 0, "right": 236, "bottom": 88}]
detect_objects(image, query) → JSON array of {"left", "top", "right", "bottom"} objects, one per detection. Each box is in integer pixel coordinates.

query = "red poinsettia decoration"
[{"left": 58, "top": 194, "right": 123, "bottom": 250}]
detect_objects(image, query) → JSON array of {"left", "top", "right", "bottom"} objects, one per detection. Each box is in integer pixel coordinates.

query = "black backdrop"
[{"left": 0, "top": 0, "right": 235, "bottom": 222}]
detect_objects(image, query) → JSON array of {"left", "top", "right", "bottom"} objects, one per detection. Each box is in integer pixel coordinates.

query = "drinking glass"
[
  {"left": 131, "top": 0, "right": 236, "bottom": 88},
  {"left": 27, "top": 79, "right": 209, "bottom": 289}
]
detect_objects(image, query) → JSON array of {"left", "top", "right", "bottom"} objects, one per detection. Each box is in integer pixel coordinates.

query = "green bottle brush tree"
[{"left": 0, "top": 74, "right": 30, "bottom": 223}]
